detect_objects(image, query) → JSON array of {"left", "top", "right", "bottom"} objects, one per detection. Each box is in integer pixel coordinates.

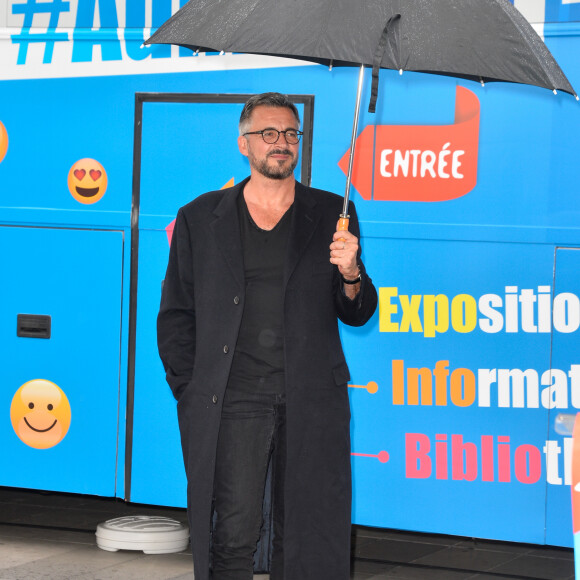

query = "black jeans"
[{"left": 212, "top": 389, "right": 286, "bottom": 580}]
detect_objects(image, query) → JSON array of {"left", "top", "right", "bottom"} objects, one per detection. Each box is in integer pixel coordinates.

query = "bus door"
[{"left": 127, "top": 93, "right": 314, "bottom": 507}]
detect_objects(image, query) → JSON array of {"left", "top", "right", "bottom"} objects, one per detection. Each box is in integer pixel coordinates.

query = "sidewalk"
[{"left": 0, "top": 487, "right": 574, "bottom": 579}]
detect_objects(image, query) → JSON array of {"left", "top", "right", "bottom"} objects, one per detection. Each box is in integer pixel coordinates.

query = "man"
[{"left": 157, "top": 92, "right": 377, "bottom": 580}]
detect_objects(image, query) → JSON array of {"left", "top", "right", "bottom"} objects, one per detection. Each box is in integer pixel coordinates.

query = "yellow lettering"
[
  {"left": 451, "top": 294, "right": 477, "bottom": 333},
  {"left": 379, "top": 287, "right": 399, "bottom": 332},
  {"left": 400, "top": 295, "right": 423, "bottom": 333},
  {"left": 423, "top": 294, "right": 450, "bottom": 337}
]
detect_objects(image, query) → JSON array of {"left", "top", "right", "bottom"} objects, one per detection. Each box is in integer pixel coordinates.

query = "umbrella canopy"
[
  {"left": 145, "top": 0, "right": 577, "bottom": 221},
  {"left": 145, "top": 0, "right": 577, "bottom": 99}
]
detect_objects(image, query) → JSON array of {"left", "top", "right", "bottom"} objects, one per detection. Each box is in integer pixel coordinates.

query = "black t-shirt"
[{"left": 225, "top": 192, "right": 293, "bottom": 396}]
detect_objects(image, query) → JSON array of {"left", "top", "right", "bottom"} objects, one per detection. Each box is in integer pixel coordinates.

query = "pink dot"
[{"left": 377, "top": 451, "right": 389, "bottom": 463}]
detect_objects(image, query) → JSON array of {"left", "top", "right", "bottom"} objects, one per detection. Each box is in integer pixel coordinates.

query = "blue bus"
[{"left": 1, "top": 0, "right": 580, "bottom": 549}]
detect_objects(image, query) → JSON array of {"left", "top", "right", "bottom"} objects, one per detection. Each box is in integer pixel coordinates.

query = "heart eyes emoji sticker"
[{"left": 68, "top": 159, "right": 107, "bottom": 204}]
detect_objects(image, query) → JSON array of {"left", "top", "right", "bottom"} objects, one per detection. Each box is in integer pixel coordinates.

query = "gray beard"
[{"left": 253, "top": 150, "right": 298, "bottom": 180}]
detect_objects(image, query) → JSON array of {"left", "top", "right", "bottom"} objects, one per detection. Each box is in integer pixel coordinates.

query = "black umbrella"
[{"left": 145, "top": 0, "right": 577, "bottom": 230}]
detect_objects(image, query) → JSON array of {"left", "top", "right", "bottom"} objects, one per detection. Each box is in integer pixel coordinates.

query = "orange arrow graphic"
[{"left": 338, "top": 86, "right": 480, "bottom": 202}]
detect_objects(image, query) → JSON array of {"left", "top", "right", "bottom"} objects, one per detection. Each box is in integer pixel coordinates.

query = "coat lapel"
[
  {"left": 209, "top": 179, "right": 247, "bottom": 290},
  {"left": 284, "top": 181, "right": 320, "bottom": 288}
]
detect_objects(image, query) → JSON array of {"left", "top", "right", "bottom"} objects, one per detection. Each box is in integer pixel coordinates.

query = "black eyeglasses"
[{"left": 243, "top": 129, "right": 303, "bottom": 145}]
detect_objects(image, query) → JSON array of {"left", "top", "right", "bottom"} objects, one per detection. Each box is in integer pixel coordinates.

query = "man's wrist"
[{"left": 341, "top": 271, "right": 361, "bottom": 285}]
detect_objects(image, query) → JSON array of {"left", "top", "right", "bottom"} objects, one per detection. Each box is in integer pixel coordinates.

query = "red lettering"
[
  {"left": 451, "top": 434, "right": 478, "bottom": 481},
  {"left": 404, "top": 433, "right": 543, "bottom": 485},
  {"left": 515, "top": 444, "right": 541, "bottom": 484},
  {"left": 406, "top": 433, "right": 431, "bottom": 478},
  {"left": 481, "top": 435, "right": 494, "bottom": 482},
  {"left": 497, "top": 436, "right": 511, "bottom": 482},
  {"left": 435, "top": 434, "right": 448, "bottom": 480}
]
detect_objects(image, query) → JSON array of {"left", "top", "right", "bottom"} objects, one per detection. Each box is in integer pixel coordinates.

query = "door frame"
[{"left": 126, "top": 93, "right": 315, "bottom": 499}]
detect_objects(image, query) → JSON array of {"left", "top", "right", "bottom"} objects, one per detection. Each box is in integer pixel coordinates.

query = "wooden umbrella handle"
[{"left": 338, "top": 215, "right": 350, "bottom": 241}]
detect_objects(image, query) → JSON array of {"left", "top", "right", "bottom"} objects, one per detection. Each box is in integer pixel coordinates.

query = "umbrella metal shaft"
[{"left": 342, "top": 64, "right": 365, "bottom": 218}]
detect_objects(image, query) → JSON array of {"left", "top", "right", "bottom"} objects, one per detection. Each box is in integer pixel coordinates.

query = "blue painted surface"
[{"left": 0, "top": 226, "right": 123, "bottom": 495}]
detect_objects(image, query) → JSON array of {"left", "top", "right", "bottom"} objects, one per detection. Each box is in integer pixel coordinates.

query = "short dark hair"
[{"left": 239, "top": 92, "right": 300, "bottom": 135}]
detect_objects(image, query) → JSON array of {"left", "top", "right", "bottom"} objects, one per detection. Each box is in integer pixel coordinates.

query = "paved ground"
[{"left": 0, "top": 487, "right": 574, "bottom": 579}]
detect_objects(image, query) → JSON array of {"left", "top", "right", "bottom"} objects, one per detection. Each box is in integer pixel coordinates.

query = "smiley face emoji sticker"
[
  {"left": 10, "top": 379, "right": 71, "bottom": 449},
  {"left": 0, "top": 120, "right": 8, "bottom": 163},
  {"left": 68, "top": 158, "right": 107, "bottom": 204}
]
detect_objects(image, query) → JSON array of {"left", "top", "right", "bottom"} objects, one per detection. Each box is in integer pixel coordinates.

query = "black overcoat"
[{"left": 157, "top": 177, "right": 377, "bottom": 580}]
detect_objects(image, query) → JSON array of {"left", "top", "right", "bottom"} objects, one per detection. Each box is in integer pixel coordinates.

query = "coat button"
[
  {"left": 212, "top": 394, "right": 218, "bottom": 404},
  {"left": 223, "top": 345, "right": 229, "bottom": 354},
  {"left": 234, "top": 296, "right": 240, "bottom": 305}
]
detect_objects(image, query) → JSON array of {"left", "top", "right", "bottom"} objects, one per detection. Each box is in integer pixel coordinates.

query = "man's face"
[{"left": 238, "top": 106, "right": 300, "bottom": 180}]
